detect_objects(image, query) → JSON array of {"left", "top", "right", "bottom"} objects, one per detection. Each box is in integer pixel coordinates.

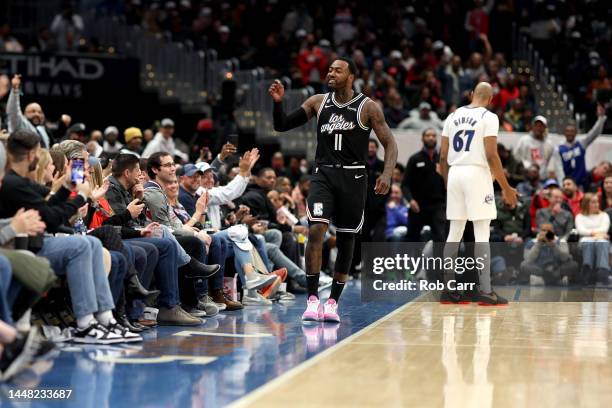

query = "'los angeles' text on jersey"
[{"left": 315, "top": 92, "right": 371, "bottom": 166}]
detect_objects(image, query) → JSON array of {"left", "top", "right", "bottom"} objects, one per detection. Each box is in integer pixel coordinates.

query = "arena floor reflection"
[{"left": 0, "top": 282, "right": 407, "bottom": 408}]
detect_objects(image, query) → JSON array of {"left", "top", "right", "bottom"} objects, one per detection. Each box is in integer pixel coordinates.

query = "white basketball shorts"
[{"left": 446, "top": 165, "right": 496, "bottom": 221}]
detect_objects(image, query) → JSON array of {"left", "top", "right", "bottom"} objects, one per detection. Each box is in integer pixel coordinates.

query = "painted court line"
[
  {"left": 173, "top": 330, "right": 273, "bottom": 338},
  {"left": 228, "top": 298, "right": 421, "bottom": 408}
]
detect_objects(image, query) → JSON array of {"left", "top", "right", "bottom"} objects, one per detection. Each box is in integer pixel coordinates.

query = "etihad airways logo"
[{"left": 320, "top": 113, "right": 356, "bottom": 134}]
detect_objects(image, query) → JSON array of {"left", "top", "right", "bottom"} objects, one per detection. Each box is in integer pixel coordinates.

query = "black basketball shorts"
[{"left": 306, "top": 165, "right": 367, "bottom": 233}]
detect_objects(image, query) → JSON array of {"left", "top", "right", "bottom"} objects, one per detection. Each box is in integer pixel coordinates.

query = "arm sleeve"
[
  {"left": 102, "top": 209, "right": 134, "bottom": 227},
  {"left": 207, "top": 175, "right": 249, "bottom": 206},
  {"left": 7, "top": 88, "right": 27, "bottom": 133},
  {"left": 535, "top": 209, "right": 547, "bottom": 230},
  {"left": 0, "top": 224, "right": 17, "bottom": 246},
  {"left": 401, "top": 158, "right": 413, "bottom": 201},
  {"left": 578, "top": 115, "right": 607, "bottom": 148},
  {"left": 550, "top": 149, "right": 564, "bottom": 184},
  {"left": 210, "top": 155, "right": 224, "bottom": 173},
  {"left": 105, "top": 187, "right": 129, "bottom": 215},
  {"left": 523, "top": 240, "right": 540, "bottom": 262},
  {"left": 143, "top": 189, "right": 171, "bottom": 225},
  {"left": 9, "top": 183, "right": 84, "bottom": 231},
  {"left": 273, "top": 102, "right": 308, "bottom": 132}
]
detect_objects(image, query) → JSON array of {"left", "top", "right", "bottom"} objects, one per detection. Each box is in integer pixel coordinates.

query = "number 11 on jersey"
[{"left": 334, "top": 133, "right": 343, "bottom": 151}]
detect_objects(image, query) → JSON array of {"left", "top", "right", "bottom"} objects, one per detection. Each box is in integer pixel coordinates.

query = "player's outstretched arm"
[
  {"left": 269, "top": 79, "right": 322, "bottom": 132},
  {"left": 484, "top": 136, "right": 518, "bottom": 207},
  {"left": 365, "top": 100, "right": 398, "bottom": 195}
]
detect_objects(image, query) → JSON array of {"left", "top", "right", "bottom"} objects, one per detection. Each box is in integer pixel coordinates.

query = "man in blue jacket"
[{"left": 552, "top": 104, "right": 607, "bottom": 189}]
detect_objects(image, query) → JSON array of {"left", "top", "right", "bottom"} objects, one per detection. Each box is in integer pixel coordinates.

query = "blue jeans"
[
  {"left": 38, "top": 236, "right": 115, "bottom": 319},
  {"left": 127, "top": 237, "right": 179, "bottom": 308},
  {"left": 161, "top": 226, "right": 190, "bottom": 265},
  {"left": 0, "top": 255, "right": 13, "bottom": 324},
  {"left": 264, "top": 242, "right": 307, "bottom": 286},
  {"left": 109, "top": 251, "right": 129, "bottom": 302},
  {"left": 125, "top": 241, "right": 158, "bottom": 319},
  {"left": 215, "top": 229, "right": 252, "bottom": 285},
  {"left": 251, "top": 234, "right": 273, "bottom": 271},
  {"left": 195, "top": 234, "right": 226, "bottom": 295},
  {"left": 580, "top": 240, "right": 611, "bottom": 271}
]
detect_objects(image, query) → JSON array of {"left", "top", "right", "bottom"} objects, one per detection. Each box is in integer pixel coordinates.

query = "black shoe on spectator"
[
  {"left": 186, "top": 258, "right": 220, "bottom": 279},
  {"left": 116, "top": 314, "right": 143, "bottom": 333},
  {"left": 126, "top": 275, "right": 161, "bottom": 303},
  {"left": 287, "top": 280, "right": 307, "bottom": 294}
]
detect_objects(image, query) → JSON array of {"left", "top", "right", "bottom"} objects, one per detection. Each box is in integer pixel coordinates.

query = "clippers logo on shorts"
[
  {"left": 313, "top": 202, "right": 324, "bottom": 216},
  {"left": 320, "top": 113, "right": 356, "bottom": 134},
  {"left": 484, "top": 193, "right": 494, "bottom": 204}
]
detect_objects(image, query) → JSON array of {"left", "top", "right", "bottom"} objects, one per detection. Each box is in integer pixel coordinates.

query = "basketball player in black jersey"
[{"left": 269, "top": 57, "right": 398, "bottom": 323}]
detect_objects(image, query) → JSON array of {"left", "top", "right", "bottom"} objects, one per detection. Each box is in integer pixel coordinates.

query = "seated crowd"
[{"left": 0, "top": 74, "right": 334, "bottom": 380}]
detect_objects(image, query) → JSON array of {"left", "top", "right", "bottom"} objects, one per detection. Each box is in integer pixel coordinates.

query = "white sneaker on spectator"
[
  {"left": 105, "top": 321, "right": 143, "bottom": 343},
  {"left": 189, "top": 308, "right": 207, "bottom": 318},
  {"left": 143, "top": 307, "right": 159, "bottom": 322},
  {"left": 529, "top": 275, "right": 545, "bottom": 286},
  {"left": 197, "top": 295, "right": 219, "bottom": 316},
  {"left": 242, "top": 292, "right": 273, "bottom": 306},
  {"left": 72, "top": 322, "right": 124, "bottom": 345},
  {"left": 214, "top": 301, "right": 228, "bottom": 311},
  {"left": 245, "top": 274, "right": 277, "bottom": 290}
]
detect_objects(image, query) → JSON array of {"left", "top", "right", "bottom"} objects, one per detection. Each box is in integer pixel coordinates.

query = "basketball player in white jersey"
[{"left": 439, "top": 82, "right": 519, "bottom": 305}]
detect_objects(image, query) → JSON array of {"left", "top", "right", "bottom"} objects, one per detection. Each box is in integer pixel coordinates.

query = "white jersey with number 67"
[{"left": 441, "top": 106, "right": 499, "bottom": 168}]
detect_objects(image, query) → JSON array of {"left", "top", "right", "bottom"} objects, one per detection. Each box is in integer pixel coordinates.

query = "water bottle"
[{"left": 74, "top": 216, "right": 86, "bottom": 235}]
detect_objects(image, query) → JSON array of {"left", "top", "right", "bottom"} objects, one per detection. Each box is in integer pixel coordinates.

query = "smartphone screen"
[
  {"left": 228, "top": 134, "right": 239, "bottom": 147},
  {"left": 71, "top": 159, "right": 85, "bottom": 184}
]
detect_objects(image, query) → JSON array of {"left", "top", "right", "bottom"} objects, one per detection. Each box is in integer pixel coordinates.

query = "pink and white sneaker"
[
  {"left": 323, "top": 299, "right": 340, "bottom": 323},
  {"left": 302, "top": 295, "right": 323, "bottom": 322}
]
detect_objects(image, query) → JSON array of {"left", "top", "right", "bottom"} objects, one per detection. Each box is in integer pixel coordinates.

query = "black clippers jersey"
[{"left": 315, "top": 92, "right": 371, "bottom": 166}]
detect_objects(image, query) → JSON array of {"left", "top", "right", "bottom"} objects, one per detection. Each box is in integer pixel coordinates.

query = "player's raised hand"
[
  {"left": 502, "top": 187, "right": 519, "bottom": 208},
  {"left": 268, "top": 80, "right": 285, "bottom": 102},
  {"left": 374, "top": 173, "right": 391, "bottom": 195}
]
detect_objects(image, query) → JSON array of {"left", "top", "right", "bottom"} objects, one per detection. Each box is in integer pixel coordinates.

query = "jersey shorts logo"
[
  {"left": 313, "top": 202, "right": 324, "bottom": 216},
  {"left": 320, "top": 113, "right": 356, "bottom": 134},
  {"left": 484, "top": 193, "right": 494, "bottom": 204}
]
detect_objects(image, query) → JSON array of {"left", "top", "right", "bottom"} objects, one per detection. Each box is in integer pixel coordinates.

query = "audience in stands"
[{"left": 575, "top": 193, "right": 611, "bottom": 284}]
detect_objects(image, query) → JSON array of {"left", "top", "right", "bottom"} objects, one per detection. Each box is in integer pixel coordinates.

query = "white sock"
[
  {"left": 77, "top": 314, "right": 95, "bottom": 329},
  {"left": 95, "top": 310, "right": 115, "bottom": 326}
]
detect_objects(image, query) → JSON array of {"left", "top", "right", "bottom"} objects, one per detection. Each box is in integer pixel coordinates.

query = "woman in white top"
[{"left": 575, "top": 193, "right": 611, "bottom": 284}]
